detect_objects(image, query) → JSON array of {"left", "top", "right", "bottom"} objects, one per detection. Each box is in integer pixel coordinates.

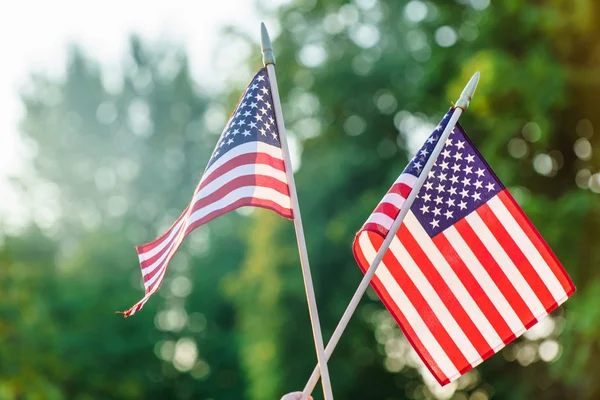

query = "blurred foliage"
[{"left": 1, "top": 0, "right": 600, "bottom": 399}]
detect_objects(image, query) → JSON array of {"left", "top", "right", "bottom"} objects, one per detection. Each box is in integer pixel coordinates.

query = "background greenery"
[{"left": 1, "top": 0, "right": 599, "bottom": 399}]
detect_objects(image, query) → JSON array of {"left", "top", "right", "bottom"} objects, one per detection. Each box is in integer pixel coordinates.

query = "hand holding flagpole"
[
  {"left": 301, "top": 72, "right": 481, "bottom": 398},
  {"left": 261, "top": 23, "right": 335, "bottom": 400}
]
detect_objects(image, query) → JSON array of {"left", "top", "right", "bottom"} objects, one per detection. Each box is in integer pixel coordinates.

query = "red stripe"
[
  {"left": 190, "top": 175, "right": 290, "bottom": 216},
  {"left": 140, "top": 221, "right": 185, "bottom": 271},
  {"left": 381, "top": 233, "right": 470, "bottom": 372},
  {"left": 352, "top": 233, "right": 449, "bottom": 385},
  {"left": 477, "top": 203, "right": 557, "bottom": 311},
  {"left": 398, "top": 223, "right": 494, "bottom": 360},
  {"left": 372, "top": 202, "right": 400, "bottom": 220},
  {"left": 199, "top": 152, "right": 286, "bottom": 191},
  {"left": 185, "top": 197, "right": 293, "bottom": 235},
  {"left": 433, "top": 233, "right": 515, "bottom": 344},
  {"left": 389, "top": 182, "right": 413, "bottom": 199},
  {"left": 454, "top": 219, "right": 537, "bottom": 328},
  {"left": 497, "top": 190, "right": 575, "bottom": 296}
]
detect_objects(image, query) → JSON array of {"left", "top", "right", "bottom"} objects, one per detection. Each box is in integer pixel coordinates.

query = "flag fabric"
[
  {"left": 353, "top": 109, "right": 575, "bottom": 385},
  {"left": 120, "top": 68, "right": 293, "bottom": 317}
]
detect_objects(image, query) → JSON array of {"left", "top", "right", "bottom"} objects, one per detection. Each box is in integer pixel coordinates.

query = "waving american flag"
[
  {"left": 120, "top": 68, "right": 292, "bottom": 317},
  {"left": 353, "top": 110, "right": 575, "bottom": 385}
]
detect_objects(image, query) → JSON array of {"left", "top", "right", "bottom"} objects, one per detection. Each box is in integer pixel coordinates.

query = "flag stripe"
[
  {"left": 404, "top": 212, "right": 503, "bottom": 352},
  {"left": 356, "top": 232, "right": 456, "bottom": 383},
  {"left": 477, "top": 203, "right": 559, "bottom": 308},
  {"left": 454, "top": 219, "right": 538, "bottom": 328},
  {"left": 384, "top": 237, "right": 473, "bottom": 371},
  {"left": 433, "top": 232, "right": 516, "bottom": 344},
  {"left": 494, "top": 193, "right": 574, "bottom": 298}
]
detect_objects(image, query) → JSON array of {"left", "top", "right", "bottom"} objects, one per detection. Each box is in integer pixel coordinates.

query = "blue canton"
[
  {"left": 409, "top": 110, "right": 504, "bottom": 237},
  {"left": 206, "top": 68, "right": 281, "bottom": 169}
]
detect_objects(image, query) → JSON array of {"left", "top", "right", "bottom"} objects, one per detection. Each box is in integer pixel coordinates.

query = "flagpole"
[
  {"left": 301, "top": 72, "right": 481, "bottom": 398},
  {"left": 261, "top": 23, "right": 335, "bottom": 400}
]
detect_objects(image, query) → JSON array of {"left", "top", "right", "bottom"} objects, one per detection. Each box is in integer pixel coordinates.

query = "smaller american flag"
[
  {"left": 353, "top": 109, "right": 575, "bottom": 385},
  {"left": 120, "top": 68, "right": 292, "bottom": 317}
]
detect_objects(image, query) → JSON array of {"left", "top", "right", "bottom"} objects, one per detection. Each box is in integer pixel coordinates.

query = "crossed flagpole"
[{"left": 260, "top": 22, "right": 481, "bottom": 399}]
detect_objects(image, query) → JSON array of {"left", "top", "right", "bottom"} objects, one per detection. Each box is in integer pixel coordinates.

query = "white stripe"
[
  {"left": 488, "top": 196, "right": 567, "bottom": 303},
  {"left": 379, "top": 193, "right": 407, "bottom": 211},
  {"left": 365, "top": 213, "right": 394, "bottom": 230},
  {"left": 395, "top": 173, "right": 418, "bottom": 187},
  {"left": 359, "top": 232, "right": 459, "bottom": 379},
  {"left": 188, "top": 186, "right": 291, "bottom": 226},
  {"left": 466, "top": 212, "right": 547, "bottom": 318},
  {"left": 444, "top": 226, "right": 525, "bottom": 334},
  {"left": 145, "top": 254, "right": 171, "bottom": 290},
  {"left": 194, "top": 163, "right": 287, "bottom": 204},
  {"left": 201, "top": 141, "right": 284, "bottom": 184},
  {"left": 404, "top": 212, "right": 504, "bottom": 350},
  {"left": 387, "top": 235, "right": 482, "bottom": 365},
  {"left": 138, "top": 217, "right": 186, "bottom": 261}
]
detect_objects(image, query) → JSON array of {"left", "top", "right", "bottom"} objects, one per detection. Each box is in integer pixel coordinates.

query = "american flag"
[
  {"left": 353, "top": 110, "right": 575, "bottom": 385},
  {"left": 120, "top": 68, "right": 293, "bottom": 317}
]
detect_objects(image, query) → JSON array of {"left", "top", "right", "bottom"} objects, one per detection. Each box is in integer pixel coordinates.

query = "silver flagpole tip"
[
  {"left": 455, "top": 71, "right": 480, "bottom": 111},
  {"left": 261, "top": 22, "right": 276, "bottom": 66}
]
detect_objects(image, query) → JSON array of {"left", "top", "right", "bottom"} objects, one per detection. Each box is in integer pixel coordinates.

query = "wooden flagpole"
[
  {"left": 300, "top": 72, "right": 481, "bottom": 398},
  {"left": 261, "top": 23, "right": 335, "bottom": 400}
]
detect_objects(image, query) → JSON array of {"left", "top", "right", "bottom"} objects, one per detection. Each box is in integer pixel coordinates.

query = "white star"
[
  {"left": 444, "top": 210, "right": 454, "bottom": 219},
  {"left": 240, "top": 102, "right": 248, "bottom": 109},
  {"left": 260, "top": 86, "right": 269, "bottom": 94},
  {"left": 475, "top": 168, "right": 485, "bottom": 178},
  {"left": 474, "top": 180, "right": 483, "bottom": 189},
  {"left": 430, "top": 219, "right": 440, "bottom": 228},
  {"left": 413, "top": 161, "right": 422, "bottom": 170},
  {"left": 251, "top": 83, "right": 259, "bottom": 90},
  {"left": 420, "top": 205, "right": 430, "bottom": 214},
  {"left": 422, "top": 193, "right": 431, "bottom": 202},
  {"left": 432, "top": 208, "right": 441, "bottom": 216},
  {"left": 249, "top": 121, "right": 257, "bottom": 129},
  {"left": 434, "top": 196, "right": 443, "bottom": 205},
  {"left": 438, "top": 172, "right": 447, "bottom": 181},
  {"left": 446, "top": 198, "right": 455, "bottom": 207},
  {"left": 255, "top": 114, "right": 263, "bottom": 122},
  {"left": 268, "top": 116, "right": 274, "bottom": 124},
  {"left": 257, "top": 75, "right": 265, "bottom": 82},
  {"left": 242, "top": 129, "right": 251, "bottom": 137},
  {"left": 448, "top": 186, "right": 457, "bottom": 196},
  {"left": 424, "top": 181, "right": 434, "bottom": 191},
  {"left": 464, "top": 165, "right": 473, "bottom": 175},
  {"left": 441, "top": 149, "right": 451, "bottom": 158},
  {"left": 458, "top": 201, "right": 467, "bottom": 210},
  {"left": 428, "top": 170, "right": 436, "bottom": 179},
  {"left": 451, "top": 164, "right": 461, "bottom": 173},
  {"left": 259, "top": 128, "right": 267, "bottom": 136},
  {"left": 232, "top": 129, "right": 239, "bottom": 136},
  {"left": 250, "top": 102, "right": 258, "bottom": 109},
  {"left": 461, "top": 177, "right": 471, "bottom": 186},
  {"left": 243, "top": 110, "right": 251, "bottom": 117},
  {"left": 452, "top": 152, "right": 463, "bottom": 161},
  {"left": 440, "top": 161, "right": 449, "bottom": 171},
  {"left": 238, "top": 119, "right": 246, "bottom": 126},
  {"left": 465, "top": 154, "right": 475, "bottom": 163},
  {"left": 471, "top": 192, "right": 481, "bottom": 201},
  {"left": 256, "top": 93, "right": 264, "bottom": 102},
  {"left": 213, "top": 149, "right": 219, "bottom": 157},
  {"left": 260, "top": 107, "right": 268, "bottom": 115},
  {"left": 271, "top": 131, "right": 278, "bottom": 140},
  {"left": 227, "top": 138, "right": 234, "bottom": 145},
  {"left": 420, "top": 148, "right": 429, "bottom": 157},
  {"left": 486, "top": 182, "right": 496, "bottom": 191},
  {"left": 449, "top": 175, "right": 459, "bottom": 184},
  {"left": 445, "top": 138, "right": 453, "bottom": 146},
  {"left": 460, "top": 189, "right": 469, "bottom": 198},
  {"left": 426, "top": 136, "right": 436, "bottom": 144},
  {"left": 436, "top": 184, "right": 445, "bottom": 193},
  {"left": 455, "top": 140, "right": 465, "bottom": 150},
  {"left": 266, "top": 102, "right": 272, "bottom": 110},
  {"left": 435, "top": 124, "right": 443, "bottom": 132}
]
